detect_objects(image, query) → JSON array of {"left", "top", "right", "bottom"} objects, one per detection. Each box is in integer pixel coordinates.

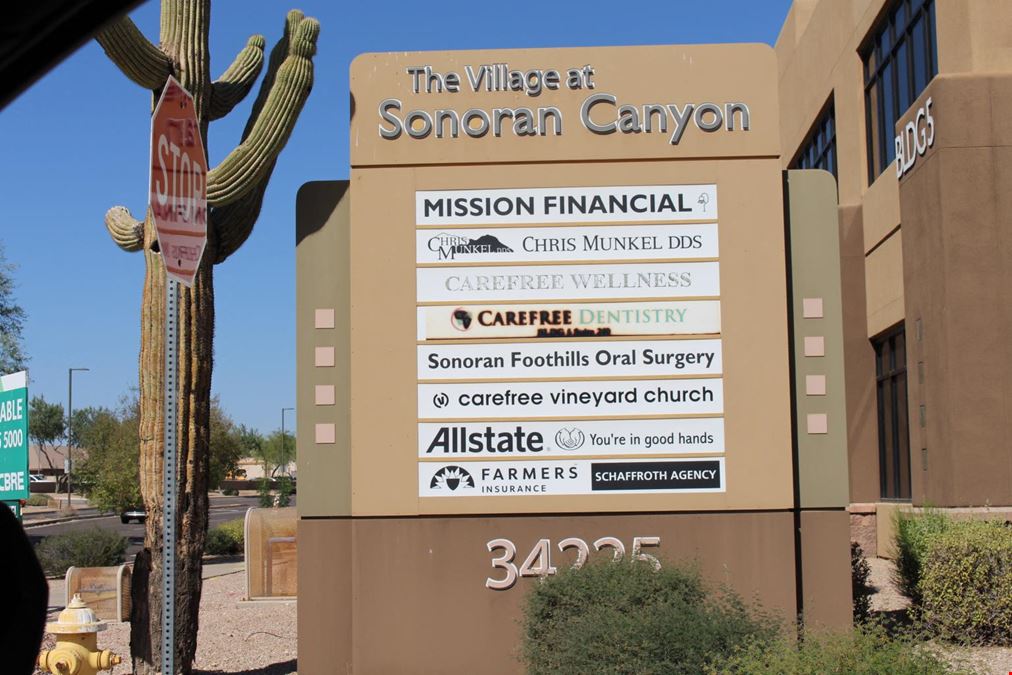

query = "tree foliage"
[
  {"left": 28, "top": 396, "right": 65, "bottom": 469},
  {"left": 256, "top": 429, "right": 296, "bottom": 477},
  {"left": 75, "top": 394, "right": 246, "bottom": 509},
  {"left": 209, "top": 397, "right": 243, "bottom": 489},
  {"left": 69, "top": 406, "right": 107, "bottom": 448},
  {"left": 0, "top": 242, "right": 28, "bottom": 375},
  {"left": 75, "top": 403, "right": 141, "bottom": 512}
]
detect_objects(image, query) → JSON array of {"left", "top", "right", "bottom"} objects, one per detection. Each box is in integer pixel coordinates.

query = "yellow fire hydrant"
[{"left": 37, "top": 594, "right": 122, "bottom": 674}]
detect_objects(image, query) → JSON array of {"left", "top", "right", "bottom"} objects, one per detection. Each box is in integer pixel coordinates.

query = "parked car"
[{"left": 121, "top": 505, "right": 146, "bottom": 524}]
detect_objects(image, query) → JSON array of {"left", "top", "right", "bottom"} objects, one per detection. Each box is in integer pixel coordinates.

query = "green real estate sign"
[{"left": 0, "top": 371, "right": 29, "bottom": 502}]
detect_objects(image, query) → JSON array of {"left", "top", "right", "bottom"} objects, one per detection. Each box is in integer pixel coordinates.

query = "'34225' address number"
[{"left": 485, "top": 536, "right": 661, "bottom": 591}]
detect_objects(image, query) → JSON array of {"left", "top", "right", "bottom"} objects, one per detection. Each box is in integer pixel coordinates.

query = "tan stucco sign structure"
[{"left": 296, "top": 43, "right": 851, "bottom": 673}]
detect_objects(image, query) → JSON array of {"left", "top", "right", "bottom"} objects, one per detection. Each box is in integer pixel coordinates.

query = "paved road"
[{"left": 25, "top": 495, "right": 276, "bottom": 557}]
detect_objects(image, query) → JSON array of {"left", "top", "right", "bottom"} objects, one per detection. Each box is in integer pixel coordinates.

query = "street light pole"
[
  {"left": 281, "top": 407, "right": 294, "bottom": 477},
  {"left": 67, "top": 367, "right": 89, "bottom": 509}
]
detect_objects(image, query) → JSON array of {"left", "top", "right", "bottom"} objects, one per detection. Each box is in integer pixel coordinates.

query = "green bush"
[
  {"left": 893, "top": 509, "right": 952, "bottom": 603},
  {"left": 851, "top": 542, "right": 873, "bottom": 623},
  {"left": 520, "top": 558, "right": 776, "bottom": 675},
  {"left": 34, "top": 528, "right": 127, "bottom": 576},
  {"left": 205, "top": 517, "right": 245, "bottom": 556},
  {"left": 712, "top": 624, "right": 965, "bottom": 674},
  {"left": 919, "top": 520, "right": 1012, "bottom": 645},
  {"left": 275, "top": 475, "right": 293, "bottom": 507},
  {"left": 24, "top": 494, "right": 51, "bottom": 506},
  {"left": 257, "top": 477, "right": 275, "bottom": 507}
]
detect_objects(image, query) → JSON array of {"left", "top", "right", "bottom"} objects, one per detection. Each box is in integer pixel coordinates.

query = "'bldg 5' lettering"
[{"left": 895, "top": 97, "right": 934, "bottom": 178}]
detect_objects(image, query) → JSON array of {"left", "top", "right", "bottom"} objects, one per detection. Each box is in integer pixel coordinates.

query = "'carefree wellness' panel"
[{"left": 417, "top": 261, "right": 720, "bottom": 302}]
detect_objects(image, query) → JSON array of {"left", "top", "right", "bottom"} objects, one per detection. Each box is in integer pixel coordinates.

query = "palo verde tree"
[
  {"left": 0, "top": 242, "right": 28, "bottom": 375},
  {"left": 28, "top": 396, "right": 65, "bottom": 470},
  {"left": 95, "top": 4, "right": 318, "bottom": 673}
]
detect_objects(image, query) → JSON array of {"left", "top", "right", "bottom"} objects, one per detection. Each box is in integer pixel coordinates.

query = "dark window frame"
[
  {"left": 874, "top": 324, "right": 911, "bottom": 501},
  {"left": 861, "top": 0, "right": 937, "bottom": 182},
  {"left": 789, "top": 96, "right": 837, "bottom": 179}
]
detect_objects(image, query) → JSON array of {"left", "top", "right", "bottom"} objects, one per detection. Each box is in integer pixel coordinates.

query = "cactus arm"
[
  {"left": 96, "top": 17, "right": 172, "bottom": 90},
  {"left": 204, "top": 13, "right": 319, "bottom": 207},
  {"left": 209, "top": 169, "right": 273, "bottom": 264},
  {"left": 208, "top": 35, "right": 266, "bottom": 121},
  {"left": 105, "top": 206, "right": 146, "bottom": 252}
]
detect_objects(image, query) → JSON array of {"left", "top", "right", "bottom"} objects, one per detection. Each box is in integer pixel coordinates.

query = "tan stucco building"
[{"left": 776, "top": 0, "right": 1012, "bottom": 552}]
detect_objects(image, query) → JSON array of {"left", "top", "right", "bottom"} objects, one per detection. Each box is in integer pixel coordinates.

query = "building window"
[
  {"left": 790, "top": 99, "right": 837, "bottom": 178},
  {"left": 862, "top": 0, "right": 937, "bottom": 182},
  {"left": 874, "top": 325, "right": 911, "bottom": 500}
]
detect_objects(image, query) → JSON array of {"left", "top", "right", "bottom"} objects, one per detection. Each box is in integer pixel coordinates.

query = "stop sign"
[{"left": 150, "top": 76, "right": 207, "bottom": 287}]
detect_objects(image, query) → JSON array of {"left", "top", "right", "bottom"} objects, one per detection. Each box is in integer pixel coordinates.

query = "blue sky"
[{"left": 0, "top": 0, "right": 791, "bottom": 433}]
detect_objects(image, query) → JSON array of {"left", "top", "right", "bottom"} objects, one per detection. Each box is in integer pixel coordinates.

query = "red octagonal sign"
[{"left": 150, "top": 76, "right": 207, "bottom": 287}]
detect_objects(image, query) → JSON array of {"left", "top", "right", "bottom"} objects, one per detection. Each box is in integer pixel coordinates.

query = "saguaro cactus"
[{"left": 96, "top": 3, "right": 318, "bottom": 673}]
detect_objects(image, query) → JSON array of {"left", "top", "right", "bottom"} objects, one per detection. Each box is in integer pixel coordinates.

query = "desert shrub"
[
  {"left": 894, "top": 509, "right": 952, "bottom": 603},
  {"left": 851, "top": 542, "right": 873, "bottom": 623},
  {"left": 34, "top": 528, "right": 127, "bottom": 575},
  {"left": 24, "top": 494, "right": 51, "bottom": 506},
  {"left": 275, "top": 475, "right": 293, "bottom": 507},
  {"left": 713, "top": 623, "right": 965, "bottom": 674},
  {"left": 257, "top": 477, "right": 275, "bottom": 507},
  {"left": 919, "top": 520, "right": 1012, "bottom": 645},
  {"left": 205, "top": 517, "right": 245, "bottom": 556},
  {"left": 520, "top": 558, "right": 776, "bottom": 675}
]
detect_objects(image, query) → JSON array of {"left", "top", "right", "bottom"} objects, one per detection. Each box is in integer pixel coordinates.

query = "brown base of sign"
[{"left": 297, "top": 509, "right": 850, "bottom": 674}]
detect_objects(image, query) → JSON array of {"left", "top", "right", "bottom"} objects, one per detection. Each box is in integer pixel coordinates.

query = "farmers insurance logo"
[
  {"left": 429, "top": 465, "right": 476, "bottom": 491},
  {"left": 427, "top": 232, "right": 513, "bottom": 260}
]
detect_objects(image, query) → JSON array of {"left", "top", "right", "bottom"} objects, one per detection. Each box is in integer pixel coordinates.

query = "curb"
[{"left": 23, "top": 512, "right": 110, "bottom": 529}]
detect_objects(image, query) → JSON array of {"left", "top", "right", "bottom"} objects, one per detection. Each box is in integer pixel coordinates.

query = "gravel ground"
[
  {"left": 36, "top": 571, "right": 297, "bottom": 675},
  {"left": 868, "top": 555, "right": 1012, "bottom": 675},
  {"left": 867, "top": 556, "right": 910, "bottom": 613}
]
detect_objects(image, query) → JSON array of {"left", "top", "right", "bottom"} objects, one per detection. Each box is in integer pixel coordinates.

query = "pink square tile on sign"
[
  {"left": 807, "top": 413, "right": 828, "bottom": 434},
  {"left": 315, "top": 385, "right": 336, "bottom": 405},
  {"left": 806, "top": 375, "right": 827, "bottom": 396},
  {"left": 315, "top": 308, "right": 335, "bottom": 329},
  {"left": 802, "top": 298, "right": 824, "bottom": 319},
  {"left": 804, "top": 336, "right": 825, "bottom": 357},
  {"left": 314, "top": 346, "right": 335, "bottom": 367},
  {"left": 315, "top": 423, "right": 336, "bottom": 444}
]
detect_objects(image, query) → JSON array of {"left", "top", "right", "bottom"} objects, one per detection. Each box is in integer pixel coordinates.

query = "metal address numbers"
[{"left": 485, "top": 536, "right": 661, "bottom": 590}]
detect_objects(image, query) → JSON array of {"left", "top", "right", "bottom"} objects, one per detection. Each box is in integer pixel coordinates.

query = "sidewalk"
[
  {"left": 22, "top": 495, "right": 104, "bottom": 528},
  {"left": 22, "top": 490, "right": 248, "bottom": 528}
]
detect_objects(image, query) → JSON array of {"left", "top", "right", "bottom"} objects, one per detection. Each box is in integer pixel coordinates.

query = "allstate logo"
[
  {"left": 555, "top": 427, "right": 585, "bottom": 451},
  {"left": 429, "top": 465, "right": 475, "bottom": 491}
]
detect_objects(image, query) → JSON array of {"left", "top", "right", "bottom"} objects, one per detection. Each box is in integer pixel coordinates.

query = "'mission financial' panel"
[{"left": 416, "top": 185, "right": 726, "bottom": 498}]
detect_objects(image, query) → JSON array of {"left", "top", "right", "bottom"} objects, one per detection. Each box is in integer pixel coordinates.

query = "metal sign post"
[
  {"left": 162, "top": 277, "right": 178, "bottom": 675},
  {"left": 150, "top": 75, "right": 207, "bottom": 675}
]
